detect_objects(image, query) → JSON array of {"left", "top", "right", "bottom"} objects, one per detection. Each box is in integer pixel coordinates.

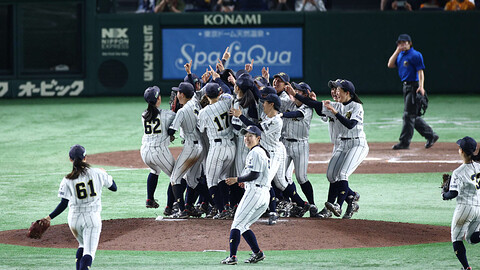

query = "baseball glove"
[
  {"left": 27, "top": 218, "right": 50, "bottom": 239},
  {"left": 441, "top": 173, "right": 451, "bottom": 193}
]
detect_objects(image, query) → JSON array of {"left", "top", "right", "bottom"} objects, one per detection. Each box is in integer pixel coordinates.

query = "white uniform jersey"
[
  {"left": 323, "top": 101, "right": 369, "bottom": 183},
  {"left": 169, "top": 98, "right": 205, "bottom": 186},
  {"left": 322, "top": 101, "right": 366, "bottom": 139},
  {"left": 197, "top": 93, "right": 234, "bottom": 142},
  {"left": 242, "top": 146, "right": 271, "bottom": 189},
  {"left": 278, "top": 91, "right": 293, "bottom": 113},
  {"left": 321, "top": 115, "right": 341, "bottom": 147},
  {"left": 141, "top": 109, "right": 176, "bottom": 146},
  {"left": 282, "top": 103, "right": 313, "bottom": 141},
  {"left": 449, "top": 162, "right": 480, "bottom": 243},
  {"left": 231, "top": 145, "right": 271, "bottom": 234},
  {"left": 57, "top": 168, "right": 114, "bottom": 213},
  {"left": 259, "top": 113, "right": 290, "bottom": 190},
  {"left": 232, "top": 100, "right": 258, "bottom": 135},
  {"left": 232, "top": 100, "right": 258, "bottom": 176},
  {"left": 450, "top": 163, "right": 480, "bottom": 206},
  {"left": 259, "top": 114, "right": 283, "bottom": 152},
  {"left": 169, "top": 98, "right": 202, "bottom": 142},
  {"left": 282, "top": 103, "right": 312, "bottom": 185}
]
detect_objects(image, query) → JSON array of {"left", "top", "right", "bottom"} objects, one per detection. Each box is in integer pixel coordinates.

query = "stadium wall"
[{"left": 0, "top": 0, "right": 479, "bottom": 98}]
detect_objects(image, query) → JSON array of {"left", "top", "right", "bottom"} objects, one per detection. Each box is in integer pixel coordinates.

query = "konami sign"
[{"left": 204, "top": 14, "right": 261, "bottom": 25}]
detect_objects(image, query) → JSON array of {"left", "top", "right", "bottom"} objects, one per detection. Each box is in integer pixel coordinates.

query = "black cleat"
[
  {"left": 425, "top": 134, "right": 439, "bottom": 149},
  {"left": 245, "top": 251, "right": 265, "bottom": 263},
  {"left": 146, "top": 199, "right": 159, "bottom": 208},
  {"left": 392, "top": 143, "right": 409, "bottom": 150}
]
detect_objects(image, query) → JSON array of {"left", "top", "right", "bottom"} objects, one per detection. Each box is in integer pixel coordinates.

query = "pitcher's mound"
[{"left": 0, "top": 218, "right": 449, "bottom": 251}]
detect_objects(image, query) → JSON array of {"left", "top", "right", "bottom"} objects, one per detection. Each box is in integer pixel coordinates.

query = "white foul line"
[
  {"left": 308, "top": 158, "right": 461, "bottom": 164},
  {"left": 387, "top": 160, "right": 462, "bottom": 164}
]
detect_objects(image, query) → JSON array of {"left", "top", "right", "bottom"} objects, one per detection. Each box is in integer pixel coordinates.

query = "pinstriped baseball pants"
[
  {"left": 326, "top": 138, "right": 369, "bottom": 183},
  {"left": 451, "top": 204, "right": 480, "bottom": 243},
  {"left": 68, "top": 212, "right": 101, "bottom": 260}
]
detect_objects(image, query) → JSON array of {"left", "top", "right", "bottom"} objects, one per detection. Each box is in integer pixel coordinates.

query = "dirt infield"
[
  {"left": 88, "top": 142, "right": 460, "bottom": 174},
  {"left": 0, "top": 142, "right": 457, "bottom": 251},
  {"left": 0, "top": 218, "right": 450, "bottom": 251}
]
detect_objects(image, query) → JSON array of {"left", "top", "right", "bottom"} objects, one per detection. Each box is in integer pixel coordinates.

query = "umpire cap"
[
  {"left": 240, "top": 125, "right": 262, "bottom": 137},
  {"left": 69, "top": 144, "right": 86, "bottom": 160},
  {"left": 144, "top": 86, "right": 160, "bottom": 105},
  {"left": 457, "top": 136, "right": 477, "bottom": 156},
  {"left": 397, "top": 34, "right": 412, "bottom": 43}
]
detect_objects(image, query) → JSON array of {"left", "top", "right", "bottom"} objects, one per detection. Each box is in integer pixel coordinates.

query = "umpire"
[{"left": 387, "top": 33, "right": 439, "bottom": 150}]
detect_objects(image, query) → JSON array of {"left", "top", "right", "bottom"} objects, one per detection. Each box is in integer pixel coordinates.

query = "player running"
[
  {"left": 281, "top": 82, "right": 318, "bottom": 217},
  {"left": 141, "top": 86, "right": 177, "bottom": 209},
  {"left": 287, "top": 79, "right": 363, "bottom": 219},
  {"left": 230, "top": 93, "right": 312, "bottom": 224},
  {"left": 221, "top": 125, "right": 269, "bottom": 265},
  {"left": 197, "top": 82, "right": 236, "bottom": 219},
  {"left": 167, "top": 82, "right": 207, "bottom": 218},
  {"left": 41, "top": 145, "right": 117, "bottom": 270},
  {"left": 321, "top": 80, "right": 368, "bottom": 219},
  {"left": 442, "top": 136, "right": 480, "bottom": 270}
]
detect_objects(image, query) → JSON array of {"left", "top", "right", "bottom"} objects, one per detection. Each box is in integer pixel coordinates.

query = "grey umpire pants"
[{"left": 399, "top": 81, "right": 435, "bottom": 145}]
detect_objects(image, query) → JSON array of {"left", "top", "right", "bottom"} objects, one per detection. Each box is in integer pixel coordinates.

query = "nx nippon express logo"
[
  {"left": 175, "top": 41, "right": 293, "bottom": 71},
  {"left": 101, "top": 28, "right": 129, "bottom": 50}
]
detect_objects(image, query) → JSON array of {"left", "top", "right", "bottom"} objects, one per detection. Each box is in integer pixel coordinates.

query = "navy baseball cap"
[
  {"left": 261, "top": 93, "right": 281, "bottom": 111},
  {"left": 273, "top": 72, "right": 290, "bottom": 83},
  {"left": 205, "top": 82, "right": 222, "bottom": 98},
  {"left": 397, "top": 34, "right": 412, "bottom": 43},
  {"left": 235, "top": 69, "right": 248, "bottom": 79},
  {"left": 292, "top": 82, "right": 311, "bottom": 94},
  {"left": 335, "top": 79, "right": 356, "bottom": 96},
  {"left": 183, "top": 73, "right": 201, "bottom": 86},
  {"left": 236, "top": 74, "right": 254, "bottom": 93},
  {"left": 172, "top": 82, "right": 194, "bottom": 99},
  {"left": 260, "top": 86, "right": 276, "bottom": 97},
  {"left": 254, "top": 76, "right": 268, "bottom": 88},
  {"left": 457, "top": 136, "right": 477, "bottom": 155},
  {"left": 240, "top": 125, "right": 262, "bottom": 137},
  {"left": 69, "top": 144, "right": 86, "bottom": 160},
  {"left": 328, "top": 79, "right": 341, "bottom": 89},
  {"left": 144, "top": 86, "right": 160, "bottom": 105}
]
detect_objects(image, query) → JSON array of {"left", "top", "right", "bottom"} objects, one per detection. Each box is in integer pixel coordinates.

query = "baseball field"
[{"left": 1, "top": 94, "right": 480, "bottom": 269}]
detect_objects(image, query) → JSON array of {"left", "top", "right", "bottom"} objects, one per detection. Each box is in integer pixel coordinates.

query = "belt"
[
  {"left": 255, "top": 184, "right": 267, "bottom": 188},
  {"left": 340, "top": 137, "right": 359, "bottom": 141},
  {"left": 403, "top": 81, "right": 418, "bottom": 85},
  {"left": 214, "top": 138, "right": 234, "bottom": 143},
  {"left": 193, "top": 140, "right": 198, "bottom": 144},
  {"left": 286, "top": 138, "right": 298, "bottom": 142}
]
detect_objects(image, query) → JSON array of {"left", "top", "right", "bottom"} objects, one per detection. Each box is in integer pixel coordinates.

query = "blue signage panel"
[{"left": 162, "top": 28, "right": 303, "bottom": 80}]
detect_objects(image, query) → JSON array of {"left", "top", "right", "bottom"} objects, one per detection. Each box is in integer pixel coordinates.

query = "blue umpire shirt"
[{"left": 395, "top": 48, "right": 425, "bottom": 82}]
